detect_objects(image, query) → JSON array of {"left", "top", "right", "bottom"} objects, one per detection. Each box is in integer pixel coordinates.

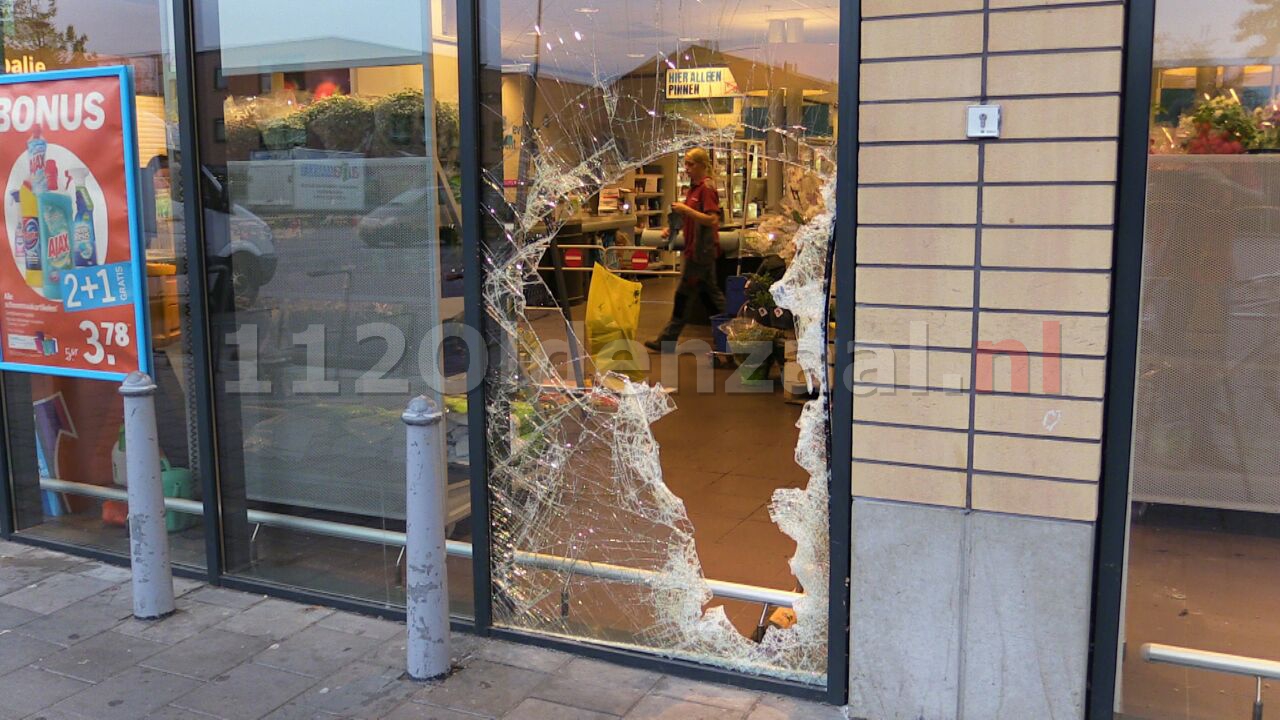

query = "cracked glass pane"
[{"left": 477, "top": 0, "right": 839, "bottom": 682}]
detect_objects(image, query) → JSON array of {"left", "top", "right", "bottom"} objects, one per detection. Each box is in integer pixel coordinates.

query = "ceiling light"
[{"left": 574, "top": 7, "right": 599, "bottom": 13}]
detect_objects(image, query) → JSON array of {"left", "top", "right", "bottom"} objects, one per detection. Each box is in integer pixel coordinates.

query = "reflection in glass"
[
  {"left": 1122, "top": 1, "right": 1280, "bottom": 717},
  {"left": 478, "top": 1, "right": 838, "bottom": 681},
  {"left": 5, "top": 0, "right": 207, "bottom": 568},
  {"left": 192, "top": 0, "right": 471, "bottom": 613}
]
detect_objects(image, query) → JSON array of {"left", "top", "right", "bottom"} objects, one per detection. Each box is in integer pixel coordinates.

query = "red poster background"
[{"left": 0, "top": 73, "right": 140, "bottom": 376}]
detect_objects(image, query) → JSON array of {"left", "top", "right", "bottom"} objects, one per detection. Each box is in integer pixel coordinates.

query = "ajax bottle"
[
  {"left": 67, "top": 168, "right": 96, "bottom": 267},
  {"left": 37, "top": 160, "right": 72, "bottom": 300},
  {"left": 27, "top": 127, "right": 47, "bottom": 193}
]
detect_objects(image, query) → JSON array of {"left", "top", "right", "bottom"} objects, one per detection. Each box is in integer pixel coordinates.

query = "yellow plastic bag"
[{"left": 586, "top": 263, "right": 645, "bottom": 381}]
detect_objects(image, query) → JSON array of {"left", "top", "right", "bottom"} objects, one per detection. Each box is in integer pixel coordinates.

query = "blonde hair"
[{"left": 685, "top": 148, "right": 713, "bottom": 177}]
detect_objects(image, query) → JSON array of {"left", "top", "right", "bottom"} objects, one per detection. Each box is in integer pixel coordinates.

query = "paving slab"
[
  {"left": 315, "top": 611, "right": 402, "bottom": 641},
  {"left": 506, "top": 697, "right": 621, "bottom": 720},
  {"left": 214, "top": 598, "right": 332, "bottom": 640},
  {"left": 746, "top": 694, "right": 847, "bottom": 720},
  {"left": 471, "top": 639, "right": 572, "bottom": 673},
  {"left": 170, "top": 662, "right": 316, "bottom": 720},
  {"left": 0, "top": 629, "right": 62, "bottom": 675},
  {"left": 252, "top": 625, "right": 382, "bottom": 678},
  {"left": 186, "top": 587, "right": 266, "bottom": 611},
  {"left": 73, "top": 563, "right": 133, "bottom": 584},
  {"left": 0, "top": 572, "right": 116, "bottom": 614},
  {"left": 624, "top": 694, "right": 747, "bottom": 720},
  {"left": 50, "top": 665, "right": 202, "bottom": 720},
  {"left": 114, "top": 598, "right": 240, "bottom": 645},
  {"left": 383, "top": 700, "right": 491, "bottom": 720},
  {"left": 0, "top": 667, "right": 91, "bottom": 720},
  {"left": 651, "top": 676, "right": 761, "bottom": 712},
  {"left": 0, "top": 601, "right": 39, "bottom": 630},
  {"left": 258, "top": 703, "right": 342, "bottom": 720},
  {"left": 555, "top": 657, "right": 662, "bottom": 694},
  {"left": 291, "top": 660, "right": 417, "bottom": 717},
  {"left": 17, "top": 593, "right": 135, "bottom": 647},
  {"left": 35, "top": 630, "right": 167, "bottom": 683},
  {"left": 529, "top": 673, "right": 647, "bottom": 716},
  {"left": 141, "top": 628, "right": 274, "bottom": 680},
  {"left": 411, "top": 659, "right": 547, "bottom": 716}
]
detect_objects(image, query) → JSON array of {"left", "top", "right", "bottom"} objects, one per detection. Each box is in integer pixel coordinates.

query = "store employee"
[{"left": 646, "top": 148, "right": 726, "bottom": 352}]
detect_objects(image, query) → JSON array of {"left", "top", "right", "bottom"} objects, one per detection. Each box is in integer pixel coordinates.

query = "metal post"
[
  {"left": 403, "top": 395, "right": 449, "bottom": 680},
  {"left": 1256, "top": 675, "right": 1264, "bottom": 720},
  {"left": 120, "top": 372, "right": 175, "bottom": 620}
]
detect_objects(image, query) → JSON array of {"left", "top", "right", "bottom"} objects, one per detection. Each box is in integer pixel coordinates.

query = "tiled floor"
[
  {"left": 1117, "top": 516, "right": 1280, "bottom": 720},
  {"left": 0, "top": 540, "right": 844, "bottom": 720}
]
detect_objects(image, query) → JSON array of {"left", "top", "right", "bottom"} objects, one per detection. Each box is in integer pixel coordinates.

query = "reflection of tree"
[
  {"left": 1237, "top": 0, "right": 1280, "bottom": 58},
  {"left": 3, "top": 0, "right": 92, "bottom": 67}
]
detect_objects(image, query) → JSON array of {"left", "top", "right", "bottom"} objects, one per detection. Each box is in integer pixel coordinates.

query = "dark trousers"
[{"left": 658, "top": 249, "right": 725, "bottom": 342}]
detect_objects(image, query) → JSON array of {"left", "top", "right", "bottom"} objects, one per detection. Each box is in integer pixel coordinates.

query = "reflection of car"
[
  {"left": 358, "top": 186, "right": 457, "bottom": 247},
  {"left": 179, "top": 168, "right": 277, "bottom": 306},
  {"left": 143, "top": 158, "right": 278, "bottom": 307}
]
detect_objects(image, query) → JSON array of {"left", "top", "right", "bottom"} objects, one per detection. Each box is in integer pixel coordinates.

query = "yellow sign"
[
  {"left": 665, "top": 67, "right": 739, "bottom": 99},
  {"left": 5, "top": 56, "right": 48, "bottom": 74}
]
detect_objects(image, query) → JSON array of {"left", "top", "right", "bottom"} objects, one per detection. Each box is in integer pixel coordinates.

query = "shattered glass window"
[{"left": 477, "top": 0, "right": 839, "bottom": 682}]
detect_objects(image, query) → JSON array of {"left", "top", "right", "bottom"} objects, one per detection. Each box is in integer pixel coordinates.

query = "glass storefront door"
[
  {"left": 189, "top": 0, "right": 471, "bottom": 613},
  {"left": 1119, "top": 1, "right": 1280, "bottom": 716},
  {"left": 475, "top": 0, "right": 839, "bottom": 682},
  {"left": 3, "top": 0, "right": 207, "bottom": 569}
]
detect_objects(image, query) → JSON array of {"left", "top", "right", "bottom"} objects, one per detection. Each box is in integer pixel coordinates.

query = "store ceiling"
[{"left": 493, "top": 0, "right": 840, "bottom": 87}]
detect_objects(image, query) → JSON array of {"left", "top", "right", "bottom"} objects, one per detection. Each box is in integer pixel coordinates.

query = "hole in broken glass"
[{"left": 479, "top": 16, "right": 837, "bottom": 683}]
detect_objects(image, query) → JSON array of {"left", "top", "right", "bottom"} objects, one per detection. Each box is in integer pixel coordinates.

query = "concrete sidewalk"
[{"left": 0, "top": 540, "right": 845, "bottom": 720}]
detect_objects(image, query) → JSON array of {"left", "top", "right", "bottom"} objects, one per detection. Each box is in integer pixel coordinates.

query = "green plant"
[
  {"left": 301, "top": 94, "right": 374, "bottom": 152},
  {"left": 746, "top": 272, "right": 777, "bottom": 311},
  {"left": 1179, "top": 93, "right": 1256, "bottom": 153}
]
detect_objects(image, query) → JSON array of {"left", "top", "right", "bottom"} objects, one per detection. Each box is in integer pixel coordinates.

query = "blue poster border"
[{"left": 0, "top": 65, "right": 151, "bottom": 382}]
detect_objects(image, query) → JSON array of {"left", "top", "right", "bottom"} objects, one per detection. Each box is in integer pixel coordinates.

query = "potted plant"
[
  {"left": 744, "top": 272, "right": 793, "bottom": 329},
  {"left": 726, "top": 321, "right": 782, "bottom": 384}
]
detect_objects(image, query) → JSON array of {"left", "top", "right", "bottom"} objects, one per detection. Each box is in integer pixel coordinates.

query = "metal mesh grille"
[{"left": 1133, "top": 154, "right": 1280, "bottom": 511}]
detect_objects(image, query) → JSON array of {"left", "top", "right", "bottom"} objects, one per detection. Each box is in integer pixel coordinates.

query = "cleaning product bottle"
[
  {"left": 27, "top": 126, "right": 47, "bottom": 193},
  {"left": 37, "top": 162, "right": 72, "bottom": 300},
  {"left": 67, "top": 167, "right": 96, "bottom": 267},
  {"left": 10, "top": 191, "right": 24, "bottom": 268},
  {"left": 18, "top": 181, "right": 42, "bottom": 291}
]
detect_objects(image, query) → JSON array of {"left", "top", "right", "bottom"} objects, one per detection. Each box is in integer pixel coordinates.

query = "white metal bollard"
[
  {"left": 404, "top": 395, "right": 449, "bottom": 680},
  {"left": 120, "top": 372, "right": 175, "bottom": 620}
]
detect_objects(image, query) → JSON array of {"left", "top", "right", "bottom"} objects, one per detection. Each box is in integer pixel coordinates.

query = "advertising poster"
[{"left": 0, "top": 66, "right": 150, "bottom": 381}]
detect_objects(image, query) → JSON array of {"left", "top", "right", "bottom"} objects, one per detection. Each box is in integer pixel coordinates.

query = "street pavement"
[{"left": 0, "top": 539, "right": 845, "bottom": 720}]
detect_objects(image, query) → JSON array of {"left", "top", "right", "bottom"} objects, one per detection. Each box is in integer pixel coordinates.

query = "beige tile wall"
[{"left": 853, "top": 1, "right": 1123, "bottom": 519}]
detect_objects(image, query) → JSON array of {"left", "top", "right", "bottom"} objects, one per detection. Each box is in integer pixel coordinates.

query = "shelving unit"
[{"left": 631, "top": 164, "right": 670, "bottom": 231}]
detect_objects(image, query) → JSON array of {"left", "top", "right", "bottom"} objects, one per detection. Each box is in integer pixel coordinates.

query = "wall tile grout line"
[
  {"left": 861, "top": 180, "right": 1118, "bottom": 188},
  {"left": 852, "top": 456, "right": 1103, "bottom": 486},
  {"left": 861, "top": 138, "right": 1120, "bottom": 146},
  {"left": 855, "top": 302, "right": 1111, "bottom": 318},
  {"left": 853, "top": 496, "right": 1099, "bottom": 526},
  {"left": 854, "top": 343, "right": 1108, "bottom": 361},
  {"left": 862, "top": 0, "right": 1122, "bottom": 23},
  {"left": 858, "top": 263, "right": 1113, "bottom": 274},
  {"left": 861, "top": 90, "right": 1120, "bottom": 105},
  {"left": 854, "top": 418, "right": 1104, "bottom": 444},
  {"left": 862, "top": 45, "right": 1122, "bottom": 64},
  {"left": 858, "top": 222, "right": 1117, "bottom": 230},
  {"left": 958, "top": 5, "right": 991, "bottom": 713},
  {"left": 852, "top": 381, "right": 1105, "bottom": 402}
]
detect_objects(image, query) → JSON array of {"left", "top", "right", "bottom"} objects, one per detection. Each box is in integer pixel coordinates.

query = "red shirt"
[{"left": 683, "top": 178, "right": 720, "bottom": 258}]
